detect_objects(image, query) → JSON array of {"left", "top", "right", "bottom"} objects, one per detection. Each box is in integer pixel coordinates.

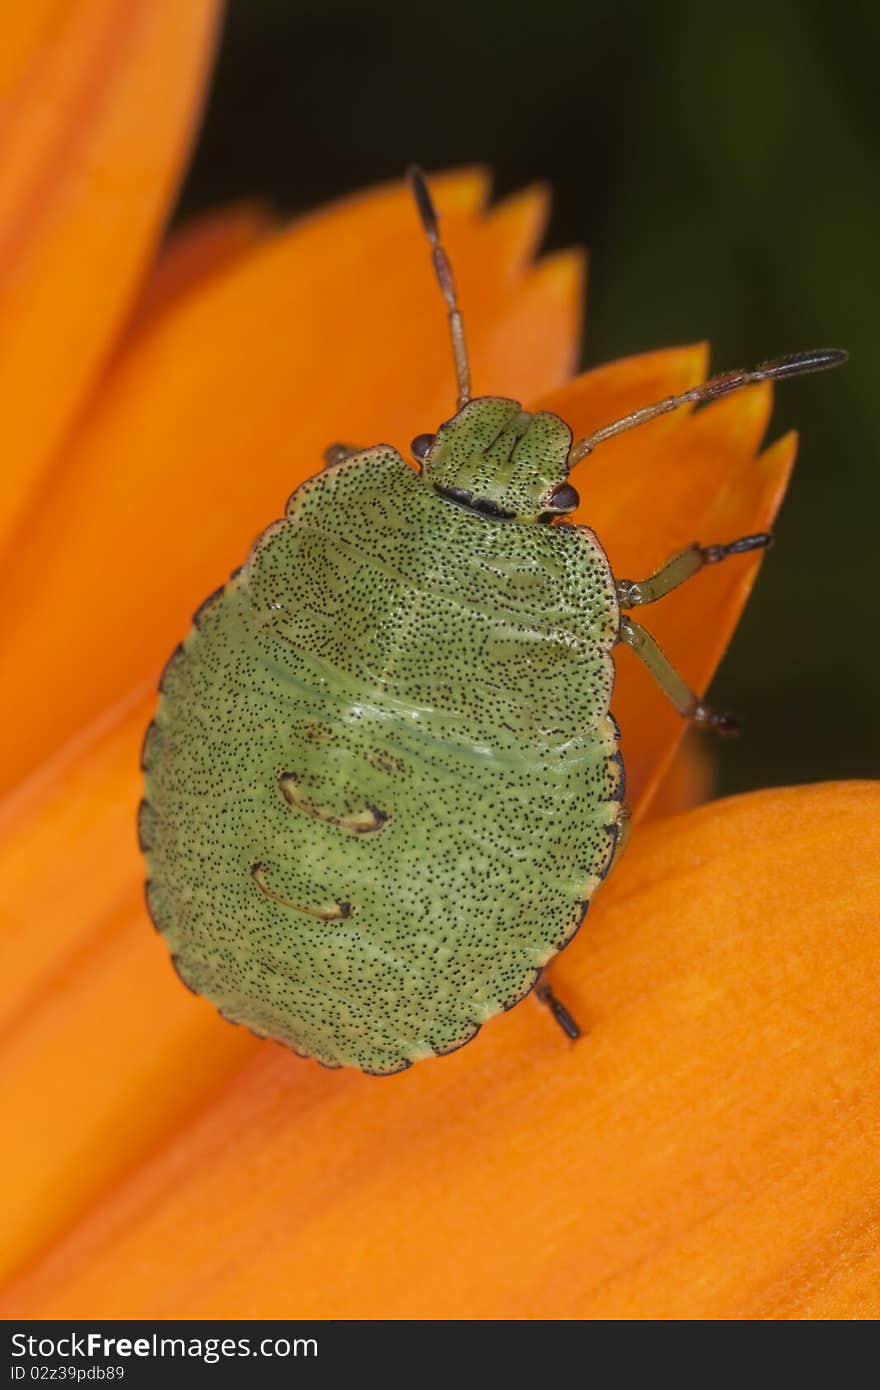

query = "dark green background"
[{"left": 177, "top": 0, "right": 878, "bottom": 797}]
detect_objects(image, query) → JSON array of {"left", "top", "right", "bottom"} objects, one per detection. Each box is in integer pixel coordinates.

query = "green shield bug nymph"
[{"left": 139, "top": 168, "right": 847, "bottom": 1075}]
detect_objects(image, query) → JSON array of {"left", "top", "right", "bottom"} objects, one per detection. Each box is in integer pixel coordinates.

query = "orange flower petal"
[
  {"left": 0, "top": 902, "right": 255, "bottom": 1287},
  {"left": 0, "top": 0, "right": 222, "bottom": 552},
  {"left": 0, "top": 6, "right": 101, "bottom": 91},
  {"left": 129, "top": 202, "right": 275, "bottom": 331},
  {"left": 3, "top": 781, "right": 877, "bottom": 1318},
  {"left": 539, "top": 356, "right": 793, "bottom": 813},
  {"left": 643, "top": 729, "right": 717, "bottom": 820},
  {"left": 0, "top": 695, "right": 260, "bottom": 1283},
  {"left": 0, "top": 173, "right": 583, "bottom": 796},
  {"left": 0, "top": 692, "right": 146, "bottom": 1034}
]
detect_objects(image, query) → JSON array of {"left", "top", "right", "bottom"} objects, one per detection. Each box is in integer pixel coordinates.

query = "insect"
[{"left": 139, "top": 168, "right": 846, "bottom": 1075}]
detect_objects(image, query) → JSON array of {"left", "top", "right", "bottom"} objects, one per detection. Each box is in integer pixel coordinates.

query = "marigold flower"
[{"left": 1, "top": 1, "right": 876, "bottom": 1320}]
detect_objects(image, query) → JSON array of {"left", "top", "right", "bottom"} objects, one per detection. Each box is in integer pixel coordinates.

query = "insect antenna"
[
  {"left": 569, "top": 347, "right": 849, "bottom": 464},
  {"left": 408, "top": 165, "right": 472, "bottom": 410}
]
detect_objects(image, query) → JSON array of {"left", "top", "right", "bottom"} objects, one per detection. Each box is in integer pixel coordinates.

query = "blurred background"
[{"left": 176, "top": 0, "right": 878, "bottom": 797}]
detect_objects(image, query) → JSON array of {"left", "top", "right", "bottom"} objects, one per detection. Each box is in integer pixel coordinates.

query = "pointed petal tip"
[
  {"left": 756, "top": 427, "right": 798, "bottom": 501},
  {"left": 484, "top": 181, "right": 553, "bottom": 263},
  {"left": 429, "top": 162, "right": 493, "bottom": 202},
  {"left": 683, "top": 378, "right": 775, "bottom": 457},
  {"left": 533, "top": 340, "right": 711, "bottom": 440},
  {"left": 131, "top": 201, "right": 277, "bottom": 331},
  {"left": 400, "top": 164, "right": 493, "bottom": 217},
  {"left": 529, "top": 244, "right": 588, "bottom": 302},
  {"left": 762, "top": 425, "right": 799, "bottom": 461}
]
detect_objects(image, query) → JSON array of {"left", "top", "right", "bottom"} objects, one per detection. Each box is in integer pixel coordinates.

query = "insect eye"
[
  {"left": 547, "top": 482, "right": 580, "bottom": 513},
  {"left": 410, "top": 433, "right": 436, "bottom": 464}
]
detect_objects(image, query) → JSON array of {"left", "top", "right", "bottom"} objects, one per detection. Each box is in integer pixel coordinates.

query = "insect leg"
[
  {"left": 535, "top": 979, "right": 582, "bottom": 1041},
  {"left": 618, "top": 617, "right": 740, "bottom": 736},
  {"left": 616, "top": 533, "right": 771, "bottom": 608},
  {"left": 322, "top": 442, "right": 365, "bottom": 469}
]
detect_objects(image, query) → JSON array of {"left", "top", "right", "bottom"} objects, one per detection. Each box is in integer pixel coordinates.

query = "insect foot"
[
  {"left": 535, "top": 979, "right": 582, "bottom": 1040},
  {"left": 700, "top": 532, "right": 772, "bottom": 565},
  {"left": 322, "top": 442, "right": 364, "bottom": 470},
  {"left": 692, "top": 705, "right": 742, "bottom": 738}
]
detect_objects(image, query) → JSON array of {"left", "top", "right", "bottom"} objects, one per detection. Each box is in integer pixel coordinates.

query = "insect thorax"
[
  {"left": 264, "top": 445, "right": 618, "bottom": 750},
  {"left": 419, "top": 397, "right": 575, "bottom": 523}
]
